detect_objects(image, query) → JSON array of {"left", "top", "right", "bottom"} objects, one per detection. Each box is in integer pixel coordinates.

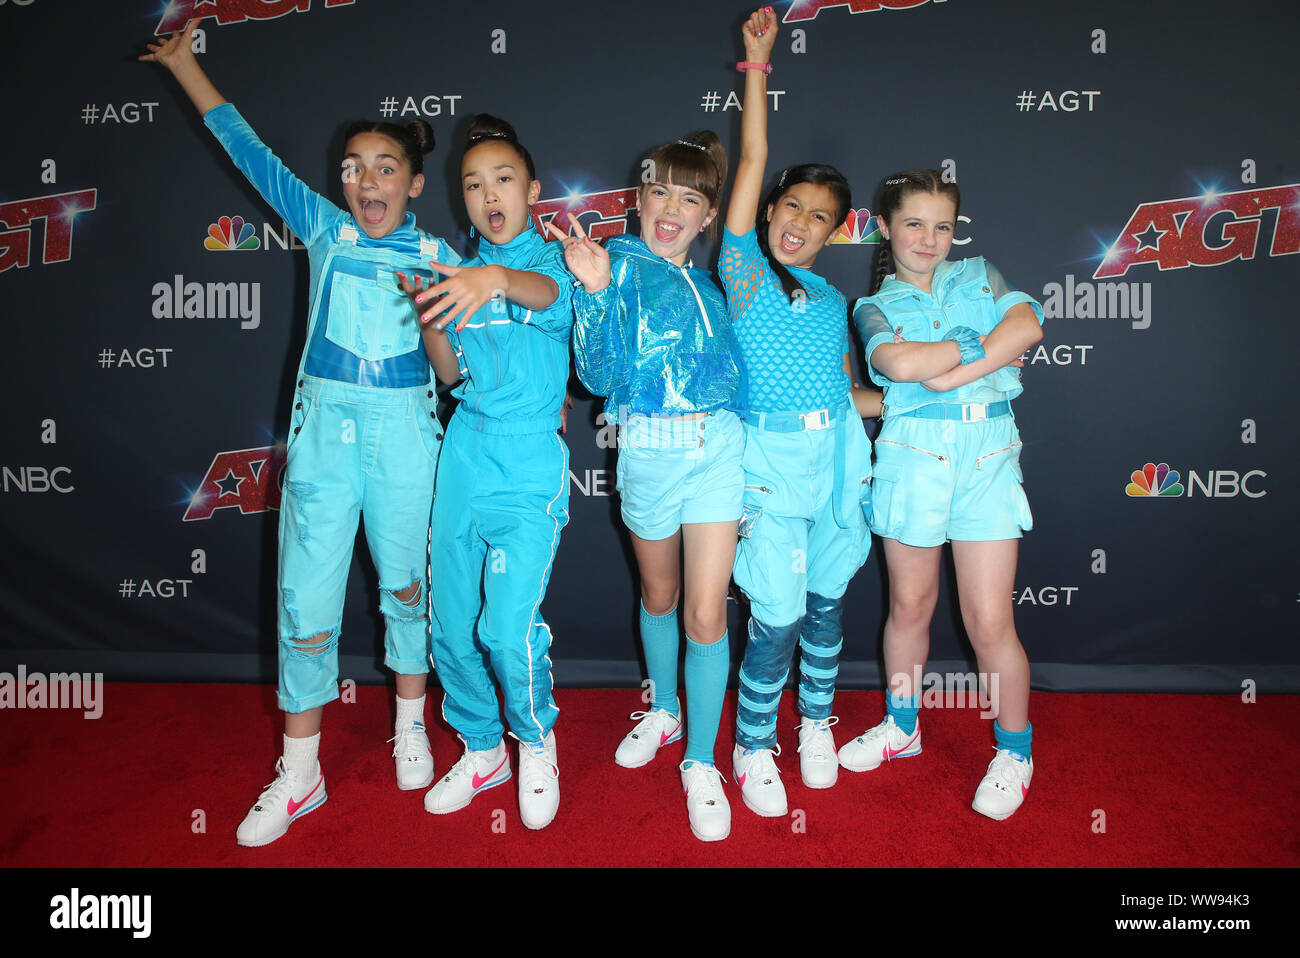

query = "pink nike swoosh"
[
  {"left": 472, "top": 757, "right": 508, "bottom": 790},
  {"left": 286, "top": 776, "right": 322, "bottom": 816},
  {"left": 1021, "top": 783, "right": 1029, "bottom": 798},
  {"left": 660, "top": 725, "right": 679, "bottom": 746},
  {"left": 883, "top": 732, "right": 920, "bottom": 760},
  {"left": 736, "top": 772, "right": 747, "bottom": 787}
]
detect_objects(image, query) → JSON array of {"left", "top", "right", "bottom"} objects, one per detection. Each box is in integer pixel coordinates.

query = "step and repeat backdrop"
[{"left": 2, "top": 0, "right": 1296, "bottom": 695}]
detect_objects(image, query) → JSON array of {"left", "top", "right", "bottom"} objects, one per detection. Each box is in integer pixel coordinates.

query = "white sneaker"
[
  {"left": 972, "top": 748, "right": 1034, "bottom": 821},
  {"left": 424, "top": 741, "right": 511, "bottom": 815},
  {"left": 614, "top": 708, "right": 683, "bottom": 768},
  {"left": 796, "top": 716, "right": 840, "bottom": 789},
  {"left": 837, "top": 715, "right": 922, "bottom": 772},
  {"left": 389, "top": 720, "right": 435, "bottom": 790},
  {"left": 236, "top": 758, "right": 327, "bottom": 847},
  {"left": 731, "top": 743, "right": 788, "bottom": 817},
  {"left": 516, "top": 730, "right": 560, "bottom": 830},
  {"left": 680, "top": 761, "right": 731, "bottom": 842}
]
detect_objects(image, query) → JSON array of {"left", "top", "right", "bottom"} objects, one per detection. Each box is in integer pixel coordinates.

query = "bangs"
[{"left": 650, "top": 145, "right": 721, "bottom": 204}]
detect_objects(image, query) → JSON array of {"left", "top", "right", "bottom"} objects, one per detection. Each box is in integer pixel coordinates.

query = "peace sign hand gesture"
[{"left": 547, "top": 214, "right": 610, "bottom": 294}]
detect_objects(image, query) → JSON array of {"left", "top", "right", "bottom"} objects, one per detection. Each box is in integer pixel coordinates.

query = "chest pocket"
[
  {"left": 324, "top": 262, "right": 421, "bottom": 362},
  {"left": 945, "top": 276, "right": 999, "bottom": 336}
]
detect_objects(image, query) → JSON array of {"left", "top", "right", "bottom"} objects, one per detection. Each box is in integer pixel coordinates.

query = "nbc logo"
[
  {"left": 831, "top": 208, "right": 881, "bottom": 245},
  {"left": 1126, "top": 462, "right": 1183, "bottom": 497},
  {"left": 1125, "top": 461, "right": 1266, "bottom": 499},
  {"left": 205, "top": 215, "right": 261, "bottom": 251}
]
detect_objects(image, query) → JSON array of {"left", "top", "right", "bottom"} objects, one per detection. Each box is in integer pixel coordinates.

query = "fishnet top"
[{"left": 718, "top": 227, "right": 850, "bottom": 413}]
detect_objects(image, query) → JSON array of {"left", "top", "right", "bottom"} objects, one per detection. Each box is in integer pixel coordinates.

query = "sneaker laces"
[
  {"left": 387, "top": 721, "right": 427, "bottom": 759},
  {"left": 626, "top": 708, "right": 676, "bottom": 735},
  {"left": 510, "top": 732, "right": 557, "bottom": 791},
  {"left": 796, "top": 715, "right": 838, "bottom": 754},
  {"left": 253, "top": 758, "right": 296, "bottom": 809},
  {"left": 987, "top": 748, "right": 1028, "bottom": 787},
  {"left": 680, "top": 761, "right": 727, "bottom": 804},
  {"left": 742, "top": 744, "right": 781, "bottom": 784}
]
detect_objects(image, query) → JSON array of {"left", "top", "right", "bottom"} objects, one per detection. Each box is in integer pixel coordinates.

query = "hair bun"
[
  {"left": 404, "top": 119, "right": 436, "bottom": 155},
  {"left": 466, "top": 114, "right": 518, "bottom": 145}
]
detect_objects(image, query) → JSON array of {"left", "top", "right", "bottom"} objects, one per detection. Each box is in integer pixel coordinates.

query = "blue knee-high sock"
[
  {"left": 683, "top": 632, "right": 729, "bottom": 765},
  {"left": 994, "top": 719, "right": 1032, "bottom": 760},
  {"left": 797, "top": 593, "right": 843, "bottom": 721},
  {"left": 887, "top": 691, "right": 921, "bottom": 735},
  {"left": 639, "top": 602, "right": 680, "bottom": 715},
  {"left": 736, "top": 618, "right": 802, "bottom": 750}
]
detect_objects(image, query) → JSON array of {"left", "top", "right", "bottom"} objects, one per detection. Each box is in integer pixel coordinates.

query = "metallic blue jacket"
[{"left": 572, "top": 235, "right": 741, "bottom": 423}]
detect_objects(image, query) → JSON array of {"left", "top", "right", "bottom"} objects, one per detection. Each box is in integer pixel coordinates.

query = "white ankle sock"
[
  {"left": 283, "top": 732, "right": 320, "bottom": 781},
  {"left": 395, "top": 693, "right": 426, "bottom": 733}
]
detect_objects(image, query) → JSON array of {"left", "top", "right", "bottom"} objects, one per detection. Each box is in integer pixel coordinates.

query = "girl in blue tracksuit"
[
  {"left": 143, "top": 22, "right": 456, "bottom": 847},
  {"left": 841, "top": 169, "right": 1044, "bottom": 821},
  {"left": 412, "top": 115, "right": 574, "bottom": 831},
  {"left": 549, "top": 131, "right": 743, "bottom": 842},
  {"left": 722, "top": 8, "right": 882, "bottom": 820}
]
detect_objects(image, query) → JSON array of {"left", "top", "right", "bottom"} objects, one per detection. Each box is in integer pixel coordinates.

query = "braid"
[{"left": 870, "top": 243, "right": 892, "bottom": 295}]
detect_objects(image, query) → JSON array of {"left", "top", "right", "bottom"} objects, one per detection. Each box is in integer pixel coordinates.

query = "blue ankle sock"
[
  {"left": 683, "top": 632, "right": 729, "bottom": 765},
  {"left": 887, "top": 691, "right": 921, "bottom": 736},
  {"left": 639, "top": 602, "right": 680, "bottom": 715},
  {"left": 993, "top": 720, "right": 1032, "bottom": 760}
]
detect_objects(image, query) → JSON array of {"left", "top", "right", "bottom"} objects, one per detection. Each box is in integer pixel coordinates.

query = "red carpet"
[{"left": 1, "top": 683, "right": 1296, "bottom": 868}]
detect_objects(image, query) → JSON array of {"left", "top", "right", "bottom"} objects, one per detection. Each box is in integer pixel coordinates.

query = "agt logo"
[
  {"left": 1125, "top": 461, "right": 1266, "bottom": 499},
  {"left": 203, "top": 215, "right": 304, "bottom": 251},
  {"left": 784, "top": 0, "right": 944, "bottom": 21},
  {"left": 1094, "top": 182, "right": 1299, "bottom": 279},
  {"left": 531, "top": 186, "right": 639, "bottom": 242},
  {"left": 831, "top": 209, "right": 881, "bottom": 245},
  {"left": 182, "top": 444, "right": 286, "bottom": 520},
  {"left": 0, "top": 189, "right": 97, "bottom": 272},
  {"left": 156, "top": 0, "right": 354, "bottom": 35}
]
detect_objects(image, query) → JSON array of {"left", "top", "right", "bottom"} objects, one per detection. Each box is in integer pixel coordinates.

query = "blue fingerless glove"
[{"left": 944, "top": 325, "right": 985, "bottom": 365}]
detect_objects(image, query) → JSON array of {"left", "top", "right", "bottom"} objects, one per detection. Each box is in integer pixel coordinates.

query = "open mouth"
[
  {"left": 779, "top": 231, "right": 806, "bottom": 255},
  {"left": 487, "top": 209, "right": 506, "bottom": 232},
  {"left": 360, "top": 199, "right": 388, "bottom": 226},
  {"left": 653, "top": 219, "right": 683, "bottom": 246}
]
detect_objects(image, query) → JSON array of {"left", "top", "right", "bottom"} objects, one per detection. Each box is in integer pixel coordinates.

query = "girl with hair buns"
[
  {"left": 549, "top": 130, "right": 742, "bottom": 842},
  {"left": 721, "top": 7, "right": 881, "bottom": 820},
  {"left": 411, "top": 114, "right": 574, "bottom": 831},
  {"left": 142, "top": 21, "right": 458, "bottom": 847},
  {"left": 842, "top": 170, "right": 1043, "bottom": 820}
]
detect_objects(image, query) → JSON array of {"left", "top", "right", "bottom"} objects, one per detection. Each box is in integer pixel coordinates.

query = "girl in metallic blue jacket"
[
  {"left": 143, "top": 22, "right": 456, "bottom": 847},
  {"left": 841, "top": 170, "right": 1044, "bottom": 821},
  {"left": 549, "top": 131, "right": 742, "bottom": 842},
  {"left": 410, "top": 115, "right": 574, "bottom": 831},
  {"left": 723, "top": 8, "right": 883, "bottom": 819}
]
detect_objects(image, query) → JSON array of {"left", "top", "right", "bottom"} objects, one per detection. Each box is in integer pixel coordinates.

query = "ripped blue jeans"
[{"left": 276, "top": 376, "right": 442, "bottom": 712}]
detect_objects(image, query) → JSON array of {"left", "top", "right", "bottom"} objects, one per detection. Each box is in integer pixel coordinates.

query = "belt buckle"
[
  {"left": 961, "top": 403, "right": 988, "bottom": 423},
  {"left": 801, "top": 409, "right": 830, "bottom": 431}
]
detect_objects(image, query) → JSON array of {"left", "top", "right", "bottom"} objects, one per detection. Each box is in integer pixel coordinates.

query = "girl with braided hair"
[{"left": 842, "top": 170, "right": 1044, "bottom": 820}]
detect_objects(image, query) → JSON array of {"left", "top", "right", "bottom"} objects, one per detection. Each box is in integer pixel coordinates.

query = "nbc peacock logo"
[
  {"left": 831, "top": 208, "right": 881, "bottom": 245},
  {"left": 204, "top": 215, "right": 261, "bottom": 251},
  {"left": 1125, "top": 462, "right": 1184, "bottom": 498}
]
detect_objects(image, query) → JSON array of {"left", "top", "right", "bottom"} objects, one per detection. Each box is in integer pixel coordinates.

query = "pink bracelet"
[{"left": 736, "top": 61, "right": 772, "bottom": 74}]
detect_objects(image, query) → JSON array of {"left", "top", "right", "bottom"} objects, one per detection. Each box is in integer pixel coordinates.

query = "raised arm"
[
  {"left": 139, "top": 20, "right": 225, "bottom": 115},
  {"left": 724, "top": 7, "right": 779, "bottom": 237}
]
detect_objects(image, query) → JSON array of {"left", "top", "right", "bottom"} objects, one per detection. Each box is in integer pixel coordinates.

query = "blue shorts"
[
  {"left": 870, "top": 412, "right": 1031, "bottom": 546},
  {"left": 733, "top": 410, "right": 872, "bottom": 626},
  {"left": 615, "top": 409, "right": 744, "bottom": 540}
]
